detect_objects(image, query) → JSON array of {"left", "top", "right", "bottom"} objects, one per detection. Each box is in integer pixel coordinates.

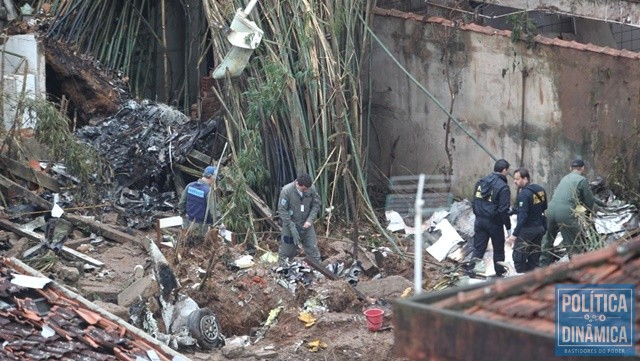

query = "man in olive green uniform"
[
  {"left": 278, "top": 173, "right": 322, "bottom": 263},
  {"left": 540, "top": 159, "right": 606, "bottom": 265}
]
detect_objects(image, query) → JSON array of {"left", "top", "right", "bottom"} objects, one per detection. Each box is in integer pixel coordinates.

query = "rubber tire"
[{"left": 187, "top": 308, "right": 223, "bottom": 350}]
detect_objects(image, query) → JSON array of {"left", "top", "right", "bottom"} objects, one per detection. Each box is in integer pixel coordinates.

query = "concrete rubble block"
[
  {"left": 93, "top": 300, "right": 130, "bottom": 320},
  {"left": 356, "top": 275, "right": 413, "bottom": 302},
  {"left": 117, "top": 275, "right": 155, "bottom": 307},
  {"left": 357, "top": 251, "right": 377, "bottom": 276},
  {"left": 55, "top": 264, "right": 81, "bottom": 283},
  {"left": 78, "top": 281, "right": 122, "bottom": 303},
  {"left": 221, "top": 336, "right": 250, "bottom": 358},
  {"left": 327, "top": 239, "right": 352, "bottom": 254}
]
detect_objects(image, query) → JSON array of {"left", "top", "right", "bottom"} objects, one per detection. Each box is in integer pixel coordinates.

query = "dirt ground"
[{"left": 0, "top": 217, "right": 438, "bottom": 361}]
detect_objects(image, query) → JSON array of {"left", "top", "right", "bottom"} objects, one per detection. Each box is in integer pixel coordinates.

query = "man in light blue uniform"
[{"left": 178, "top": 166, "right": 217, "bottom": 244}]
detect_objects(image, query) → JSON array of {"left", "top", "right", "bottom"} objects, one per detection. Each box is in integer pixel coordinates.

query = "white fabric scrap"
[
  {"left": 11, "top": 274, "right": 51, "bottom": 289},
  {"left": 385, "top": 211, "right": 406, "bottom": 232},
  {"left": 51, "top": 203, "right": 64, "bottom": 218}
]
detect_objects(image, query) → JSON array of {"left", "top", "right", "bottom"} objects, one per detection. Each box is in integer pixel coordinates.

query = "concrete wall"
[
  {"left": 485, "top": 0, "right": 640, "bottom": 27},
  {"left": 2, "top": 34, "right": 46, "bottom": 129},
  {"left": 366, "top": 11, "right": 640, "bottom": 200}
]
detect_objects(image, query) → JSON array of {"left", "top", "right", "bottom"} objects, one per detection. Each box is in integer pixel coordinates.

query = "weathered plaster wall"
[
  {"left": 2, "top": 35, "right": 46, "bottom": 129},
  {"left": 366, "top": 10, "right": 640, "bottom": 200},
  {"left": 485, "top": 0, "right": 640, "bottom": 27}
]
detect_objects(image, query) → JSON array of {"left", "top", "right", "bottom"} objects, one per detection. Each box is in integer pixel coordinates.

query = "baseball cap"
[
  {"left": 203, "top": 166, "right": 217, "bottom": 177},
  {"left": 571, "top": 159, "right": 585, "bottom": 168}
]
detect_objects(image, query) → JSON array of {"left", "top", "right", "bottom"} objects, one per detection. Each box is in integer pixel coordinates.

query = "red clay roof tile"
[
  {"left": 373, "top": 7, "right": 640, "bottom": 60},
  {"left": 0, "top": 257, "right": 185, "bottom": 360}
]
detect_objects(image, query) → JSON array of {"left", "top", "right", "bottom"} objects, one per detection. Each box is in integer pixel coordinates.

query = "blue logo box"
[{"left": 555, "top": 284, "right": 635, "bottom": 356}]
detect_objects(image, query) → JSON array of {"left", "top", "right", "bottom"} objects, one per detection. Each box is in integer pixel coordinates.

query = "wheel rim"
[{"left": 200, "top": 315, "right": 220, "bottom": 341}]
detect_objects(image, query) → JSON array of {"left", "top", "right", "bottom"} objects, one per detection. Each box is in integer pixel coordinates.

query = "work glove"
[{"left": 289, "top": 223, "right": 301, "bottom": 247}]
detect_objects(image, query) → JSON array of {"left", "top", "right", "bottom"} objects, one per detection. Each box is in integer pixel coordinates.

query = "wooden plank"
[
  {"left": 186, "top": 149, "right": 213, "bottom": 167},
  {"left": 65, "top": 214, "right": 140, "bottom": 246},
  {"left": 0, "top": 156, "right": 62, "bottom": 192},
  {"left": 0, "top": 174, "right": 139, "bottom": 246},
  {"left": 60, "top": 246, "right": 104, "bottom": 267},
  {"left": 0, "top": 218, "right": 44, "bottom": 241}
]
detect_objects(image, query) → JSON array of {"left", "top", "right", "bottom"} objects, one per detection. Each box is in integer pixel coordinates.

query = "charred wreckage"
[{"left": 0, "top": 98, "right": 229, "bottom": 353}]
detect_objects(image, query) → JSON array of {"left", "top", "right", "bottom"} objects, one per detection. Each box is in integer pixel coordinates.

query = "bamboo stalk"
[{"left": 161, "top": 0, "right": 169, "bottom": 102}]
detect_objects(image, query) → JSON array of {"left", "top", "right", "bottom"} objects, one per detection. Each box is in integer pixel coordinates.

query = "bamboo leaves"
[{"left": 202, "top": 0, "right": 395, "bottom": 246}]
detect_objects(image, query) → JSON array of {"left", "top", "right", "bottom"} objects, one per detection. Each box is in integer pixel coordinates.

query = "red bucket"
[{"left": 363, "top": 308, "right": 384, "bottom": 331}]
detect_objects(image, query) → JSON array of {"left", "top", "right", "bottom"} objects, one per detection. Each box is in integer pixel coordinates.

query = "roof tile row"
[
  {"left": 374, "top": 7, "right": 640, "bottom": 60},
  {"left": 0, "top": 258, "right": 181, "bottom": 361}
]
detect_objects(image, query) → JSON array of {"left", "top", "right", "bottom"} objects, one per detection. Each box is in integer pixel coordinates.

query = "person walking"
[
  {"left": 178, "top": 165, "right": 218, "bottom": 245},
  {"left": 539, "top": 159, "right": 606, "bottom": 265},
  {"left": 278, "top": 173, "right": 322, "bottom": 264},
  {"left": 506, "top": 168, "right": 547, "bottom": 273},
  {"left": 468, "top": 159, "right": 512, "bottom": 277}
]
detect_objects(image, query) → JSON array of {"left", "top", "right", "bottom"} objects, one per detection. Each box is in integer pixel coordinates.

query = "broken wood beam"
[
  {"left": 67, "top": 214, "right": 139, "bottom": 246},
  {"left": 246, "top": 187, "right": 280, "bottom": 231},
  {"left": 186, "top": 149, "right": 213, "bottom": 167},
  {"left": 0, "top": 174, "right": 139, "bottom": 246},
  {"left": 0, "top": 156, "right": 63, "bottom": 192}
]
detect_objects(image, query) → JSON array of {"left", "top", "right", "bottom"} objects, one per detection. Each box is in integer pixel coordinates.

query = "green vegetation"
[
  {"left": 24, "top": 97, "right": 106, "bottom": 201},
  {"left": 507, "top": 11, "right": 538, "bottom": 49}
]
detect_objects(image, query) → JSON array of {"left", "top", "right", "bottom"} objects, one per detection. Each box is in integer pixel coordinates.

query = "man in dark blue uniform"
[
  {"left": 506, "top": 167, "right": 547, "bottom": 273},
  {"left": 178, "top": 166, "right": 217, "bottom": 244},
  {"left": 468, "top": 159, "right": 512, "bottom": 277}
]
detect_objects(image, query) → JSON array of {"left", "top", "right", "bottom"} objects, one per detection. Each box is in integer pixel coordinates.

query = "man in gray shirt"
[{"left": 278, "top": 173, "right": 322, "bottom": 263}]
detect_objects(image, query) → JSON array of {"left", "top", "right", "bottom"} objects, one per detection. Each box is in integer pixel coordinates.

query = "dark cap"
[{"left": 571, "top": 159, "right": 585, "bottom": 168}]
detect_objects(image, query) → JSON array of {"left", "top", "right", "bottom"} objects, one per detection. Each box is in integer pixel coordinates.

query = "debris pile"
[
  {"left": 76, "top": 99, "right": 218, "bottom": 188},
  {"left": 69, "top": 99, "right": 222, "bottom": 228}
]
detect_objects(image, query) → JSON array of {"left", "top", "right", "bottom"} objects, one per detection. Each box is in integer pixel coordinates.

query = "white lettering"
[
  {"left": 593, "top": 326, "right": 606, "bottom": 342},
  {"left": 607, "top": 294, "right": 616, "bottom": 312},
  {"left": 562, "top": 326, "right": 571, "bottom": 342},
  {"left": 562, "top": 294, "right": 571, "bottom": 312},
  {"left": 617, "top": 294, "right": 628, "bottom": 312},
  {"left": 562, "top": 326, "right": 629, "bottom": 343},
  {"left": 572, "top": 294, "right": 583, "bottom": 312}
]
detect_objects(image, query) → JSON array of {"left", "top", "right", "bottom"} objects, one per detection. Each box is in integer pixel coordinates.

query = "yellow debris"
[
  {"left": 400, "top": 287, "right": 412, "bottom": 298},
  {"left": 297, "top": 311, "right": 316, "bottom": 327},
  {"left": 574, "top": 204, "right": 587, "bottom": 215},
  {"left": 307, "top": 339, "right": 327, "bottom": 352},
  {"left": 264, "top": 306, "right": 284, "bottom": 327}
]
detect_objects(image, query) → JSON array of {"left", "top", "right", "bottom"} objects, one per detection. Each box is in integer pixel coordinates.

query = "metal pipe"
[
  {"left": 243, "top": 0, "right": 259, "bottom": 15},
  {"left": 414, "top": 174, "right": 425, "bottom": 295}
]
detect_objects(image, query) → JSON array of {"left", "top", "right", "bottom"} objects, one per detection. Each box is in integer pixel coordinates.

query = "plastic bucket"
[{"left": 363, "top": 308, "right": 384, "bottom": 331}]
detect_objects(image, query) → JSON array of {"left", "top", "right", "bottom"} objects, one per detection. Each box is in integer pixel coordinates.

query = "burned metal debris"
[
  {"left": 72, "top": 99, "right": 221, "bottom": 229},
  {"left": 128, "top": 238, "right": 225, "bottom": 351},
  {"left": 76, "top": 99, "right": 217, "bottom": 187},
  {"left": 273, "top": 261, "right": 314, "bottom": 293}
]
